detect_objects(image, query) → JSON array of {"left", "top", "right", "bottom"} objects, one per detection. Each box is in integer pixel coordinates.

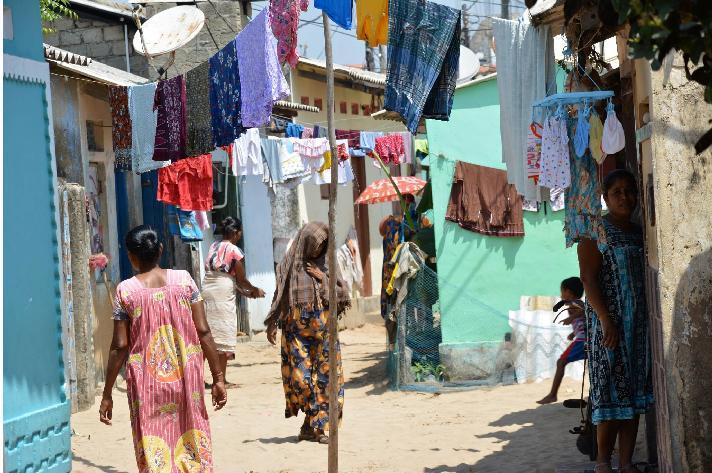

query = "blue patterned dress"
[
  {"left": 585, "top": 218, "right": 654, "bottom": 424},
  {"left": 209, "top": 38, "right": 243, "bottom": 148}
]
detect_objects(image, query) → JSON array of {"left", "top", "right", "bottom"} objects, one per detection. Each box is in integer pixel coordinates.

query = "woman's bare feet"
[{"left": 536, "top": 394, "right": 557, "bottom": 404}]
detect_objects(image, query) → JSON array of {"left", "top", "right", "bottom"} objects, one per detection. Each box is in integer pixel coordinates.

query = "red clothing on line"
[
  {"left": 158, "top": 154, "right": 213, "bottom": 211},
  {"left": 374, "top": 134, "right": 405, "bottom": 165}
]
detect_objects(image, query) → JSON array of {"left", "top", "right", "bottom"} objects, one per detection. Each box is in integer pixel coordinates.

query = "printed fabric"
[
  {"left": 153, "top": 75, "right": 187, "bottom": 162},
  {"left": 564, "top": 120, "right": 606, "bottom": 249},
  {"left": 585, "top": 219, "right": 653, "bottom": 424},
  {"left": 384, "top": 0, "right": 460, "bottom": 133},
  {"left": 185, "top": 61, "right": 215, "bottom": 157},
  {"left": 167, "top": 205, "right": 203, "bottom": 242},
  {"left": 129, "top": 83, "right": 166, "bottom": 174},
  {"left": 539, "top": 116, "right": 571, "bottom": 189},
  {"left": 157, "top": 154, "right": 214, "bottom": 211},
  {"left": 335, "top": 129, "right": 360, "bottom": 148},
  {"left": 111, "top": 270, "right": 213, "bottom": 472},
  {"left": 206, "top": 240, "right": 244, "bottom": 275},
  {"left": 315, "top": 0, "right": 352, "bottom": 29},
  {"left": 374, "top": 134, "right": 405, "bottom": 165},
  {"left": 293, "top": 137, "right": 330, "bottom": 157},
  {"left": 446, "top": 161, "right": 525, "bottom": 237},
  {"left": 281, "top": 307, "right": 344, "bottom": 431},
  {"left": 525, "top": 121, "right": 543, "bottom": 184},
  {"left": 357, "top": 0, "right": 388, "bottom": 47},
  {"left": 286, "top": 123, "right": 304, "bottom": 138},
  {"left": 236, "top": 9, "right": 291, "bottom": 128},
  {"left": 269, "top": 0, "right": 309, "bottom": 67},
  {"left": 209, "top": 38, "right": 243, "bottom": 148},
  {"left": 109, "top": 86, "right": 132, "bottom": 171}
]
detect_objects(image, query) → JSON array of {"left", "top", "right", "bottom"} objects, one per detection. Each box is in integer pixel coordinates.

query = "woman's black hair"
[
  {"left": 221, "top": 216, "right": 242, "bottom": 236},
  {"left": 561, "top": 276, "right": 584, "bottom": 299},
  {"left": 602, "top": 169, "right": 637, "bottom": 196},
  {"left": 125, "top": 225, "right": 161, "bottom": 264}
]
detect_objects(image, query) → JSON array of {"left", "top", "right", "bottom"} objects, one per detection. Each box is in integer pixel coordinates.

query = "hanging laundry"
[
  {"left": 446, "top": 161, "right": 525, "bottom": 237},
  {"left": 550, "top": 187, "right": 565, "bottom": 212},
  {"left": 573, "top": 107, "right": 590, "bottom": 158},
  {"left": 522, "top": 200, "right": 539, "bottom": 212},
  {"left": 336, "top": 129, "right": 360, "bottom": 148},
  {"left": 279, "top": 138, "right": 310, "bottom": 180},
  {"left": 539, "top": 115, "right": 571, "bottom": 189},
  {"left": 313, "top": 125, "right": 328, "bottom": 138},
  {"left": 286, "top": 122, "right": 304, "bottom": 138},
  {"left": 602, "top": 102, "right": 625, "bottom": 155},
  {"left": 262, "top": 137, "right": 285, "bottom": 185},
  {"left": 128, "top": 82, "right": 165, "bottom": 174},
  {"left": 396, "top": 131, "right": 414, "bottom": 164},
  {"left": 314, "top": 140, "right": 354, "bottom": 185},
  {"left": 526, "top": 121, "right": 543, "bottom": 184},
  {"left": 157, "top": 154, "right": 213, "bottom": 211},
  {"left": 195, "top": 210, "right": 211, "bottom": 231},
  {"left": 236, "top": 9, "right": 291, "bottom": 128},
  {"left": 384, "top": 0, "right": 460, "bottom": 133},
  {"left": 109, "top": 86, "right": 132, "bottom": 171},
  {"left": 185, "top": 61, "right": 214, "bottom": 157},
  {"left": 302, "top": 126, "right": 314, "bottom": 138},
  {"left": 268, "top": 0, "right": 308, "bottom": 67},
  {"left": 167, "top": 205, "right": 204, "bottom": 242},
  {"left": 209, "top": 37, "right": 243, "bottom": 148},
  {"left": 153, "top": 75, "right": 186, "bottom": 162},
  {"left": 564, "top": 121, "right": 606, "bottom": 249},
  {"left": 315, "top": 0, "right": 353, "bottom": 29},
  {"left": 492, "top": 16, "right": 555, "bottom": 201},
  {"left": 374, "top": 134, "right": 405, "bottom": 165},
  {"left": 293, "top": 137, "right": 330, "bottom": 157},
  {"left": 337, "top": 143, "right": 350, "bottom": 161},
  {"left": 357, "top": 0, "right": 388, "bottom": 47},
  {"left": 588, "top": 112, "right": 605, "bottom": 164},
  {"left": 232, "top": 128, "right": 264, "bottom": 176},
  {"left": 359, "top": 131, "right": 383, "bottom": 150}
]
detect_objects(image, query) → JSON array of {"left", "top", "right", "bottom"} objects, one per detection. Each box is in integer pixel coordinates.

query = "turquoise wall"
[
  {"left": 3, "top": 0, "right": 72, "bottom": 470},
  {"left": 426, "top": 77, "right": 579, "bottom": 345}
]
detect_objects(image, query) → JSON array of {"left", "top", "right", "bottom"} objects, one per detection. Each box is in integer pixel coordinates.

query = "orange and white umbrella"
[{"left": 354, "top": 176, "right": 427, "bottom": 205}]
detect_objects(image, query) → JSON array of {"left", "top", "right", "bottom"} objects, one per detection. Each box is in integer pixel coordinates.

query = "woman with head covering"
[{"left": 265, "top": 222, "right": 350, "bottom": 444}]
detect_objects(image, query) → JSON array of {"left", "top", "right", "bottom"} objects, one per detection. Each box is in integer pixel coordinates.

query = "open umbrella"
[{"left": 354, "top": 176, "right": 427, "bottom": 205}]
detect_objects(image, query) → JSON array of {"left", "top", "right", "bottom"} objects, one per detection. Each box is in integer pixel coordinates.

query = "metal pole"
[{"left": 322, "top": 12, "right": 340, "bottom": 473}]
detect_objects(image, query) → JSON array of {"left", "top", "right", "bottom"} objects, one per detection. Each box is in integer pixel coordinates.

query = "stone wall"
[
  {"left": 43, "top": 1, "right": 248, "bottom": 80},
  {"left": 650, "top": 53, "right": 712, "bottom": 473}
]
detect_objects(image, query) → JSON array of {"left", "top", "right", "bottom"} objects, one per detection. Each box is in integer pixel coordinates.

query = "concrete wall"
[
  {"left": 44, "top": 1, "right": 248, "bottom": 80},
  {"left": 647, "top": 53, "right": 712, "bottom": 473},
  {"left": 51, "top": 75, "right": 84, "bottom": 184},
  {"left": 426, "top": 76, "right": 579, "bottom": 379}
]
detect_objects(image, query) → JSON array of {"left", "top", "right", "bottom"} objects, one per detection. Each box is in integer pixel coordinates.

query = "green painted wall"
[{"left": 426, "top": 77, "right": 579, "bottom": 345}]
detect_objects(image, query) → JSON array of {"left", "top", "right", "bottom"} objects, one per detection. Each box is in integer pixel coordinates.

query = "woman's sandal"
[
  {"left": 298, "top": 427, "right": 316, "bottom": 442},
  {"left": 315, "top": 433, "right": 329, "bottom": 444}
]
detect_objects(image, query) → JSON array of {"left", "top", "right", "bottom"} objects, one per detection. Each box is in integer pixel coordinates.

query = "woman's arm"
[
  {"left": 191, "top": 300, "right": 227, "bottom": 410},
  {"left": 379, "top": 216, "right": 391, "bottom": 236},
  {"left": 577, "top": 238, "right": 619, "bottom": 349},
  {"left": 232, "top": 259, "right": 265, "bottom": 298},
  {"left": 99, "top": 320, "right": 129, "bottom": 425}
]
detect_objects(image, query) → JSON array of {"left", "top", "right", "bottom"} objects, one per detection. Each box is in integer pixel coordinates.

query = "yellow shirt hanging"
[{"left": 357, "top": 0, "right": 389, "bottom": 48}]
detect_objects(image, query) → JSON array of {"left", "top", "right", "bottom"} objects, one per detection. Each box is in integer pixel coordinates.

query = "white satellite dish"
[
  {"left": 457, "top": 45, "right": 481, "bottom": 84},
  {"left": 133, "top": 6, "right": 205, "bottom": 57}
]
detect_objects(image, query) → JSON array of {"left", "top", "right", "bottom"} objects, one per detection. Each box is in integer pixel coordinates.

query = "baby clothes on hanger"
[
  {"left": 588, "top": 112, "right": 604, "bottom": 164},
  {"left": 526, "top": 121, "right": 543, "bottom": 184},
  {"left": 601, "top": 101, "right": 625, "bottom": 155},
  {"left": 573, "top": 105, "right": 590, "bottom": 158},
  {"left": 539, "top": 115, "right": 571, "bottom": 189}
]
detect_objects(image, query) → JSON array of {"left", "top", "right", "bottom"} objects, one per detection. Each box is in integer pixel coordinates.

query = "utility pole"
[
  {"left": 501, "top": 0, "right": 510, "bottom": 19},
  {"left": 365, "top": 44, "right": 375, "bottom": 71}
]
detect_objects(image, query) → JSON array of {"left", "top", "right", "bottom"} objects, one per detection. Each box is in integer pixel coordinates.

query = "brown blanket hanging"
[{"left": 446, "top": 161, "right": 525, "bottom": 237}]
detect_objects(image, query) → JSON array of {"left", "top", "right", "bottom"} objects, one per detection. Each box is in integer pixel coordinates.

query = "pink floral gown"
[{"left": 113, "top": 269, "right": 213, "bottom": 472}]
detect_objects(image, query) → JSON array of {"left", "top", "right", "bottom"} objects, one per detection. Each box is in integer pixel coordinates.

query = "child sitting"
[{"left": 537, "top": 277, "right": 585, "bottom": 405}]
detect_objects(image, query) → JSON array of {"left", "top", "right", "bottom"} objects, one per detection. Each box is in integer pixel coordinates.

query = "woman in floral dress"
[
  {"left": 265, "top": 222, "right": 350, "bottom": 444},
  {"left": 100, "top": 226, "right": 227, "bottom": 472}
]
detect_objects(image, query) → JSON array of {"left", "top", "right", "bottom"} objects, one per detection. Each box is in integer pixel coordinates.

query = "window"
[
  {"left": 339, "top": 101, "right": 347, "bottom": 114},
  {"left": 300, "top": 96, "right": 310, "bottom": 105},
  {"left": 362, "top": 105, "right": 371, "bottom": 116},
  {"left": 351, "top": 103, "right": 359, "bottom": 115},
  {"left": 86, "top": 120, "right": 105, "bottom": 152},
  {"left": 314, "top": 98, "right": 323, "bottom": 110}
]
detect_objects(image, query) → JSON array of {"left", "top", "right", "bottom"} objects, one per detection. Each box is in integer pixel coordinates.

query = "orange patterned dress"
[{"left": 113, "top": 269, "right": 212, "bottom": 472}]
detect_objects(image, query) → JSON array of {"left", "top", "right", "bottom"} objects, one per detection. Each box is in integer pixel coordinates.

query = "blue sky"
[{"left": 250, "top": 0, "right": 528, "bottom": 67}]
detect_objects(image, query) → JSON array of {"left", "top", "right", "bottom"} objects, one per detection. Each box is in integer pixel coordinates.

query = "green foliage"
[
  {"left": 40, "top": 0, "right": 77, "bottom": 33},
  {"left": 411, "top": 361, "right": 446, "bottom": 382},
  {"left": 611, "top": 0, "right": 712, "bottom": 152}
]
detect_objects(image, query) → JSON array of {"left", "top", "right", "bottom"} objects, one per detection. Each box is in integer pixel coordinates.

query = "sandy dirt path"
[{"left": 71, "top": 324, "right": 645, "bottom": 473}]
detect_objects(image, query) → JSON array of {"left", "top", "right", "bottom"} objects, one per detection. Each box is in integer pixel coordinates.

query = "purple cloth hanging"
[{"left": 153, "top": 75, "right": 187, "bottom": 161}]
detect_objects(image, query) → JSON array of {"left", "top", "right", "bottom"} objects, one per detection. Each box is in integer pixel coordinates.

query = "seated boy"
[{"left": 537, "top": 277, "right": 585, "bottom": 405}]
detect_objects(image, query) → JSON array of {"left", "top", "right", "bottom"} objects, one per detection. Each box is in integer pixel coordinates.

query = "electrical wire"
[{"left": 206, "top": 0, "right": 237, "bottom": 34}]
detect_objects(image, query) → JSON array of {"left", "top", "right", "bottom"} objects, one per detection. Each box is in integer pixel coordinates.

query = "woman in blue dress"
[{"left": 577, "top": 169, "right": 654, "bottom": 473}]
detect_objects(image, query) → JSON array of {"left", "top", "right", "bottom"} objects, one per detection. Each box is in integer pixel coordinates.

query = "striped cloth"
[{"left": 384, "top": 0, "right": 460, "bottom": 133}]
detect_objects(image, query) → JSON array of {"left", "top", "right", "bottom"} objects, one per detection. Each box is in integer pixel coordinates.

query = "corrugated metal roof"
[
  {"left": 70, "top": 0, "right": 139, "bottom": 19},
  {"left": 273, "top": 100, "right": 320, "bottom": 113},
  {"left": 44, "top": 43, "right": 92, "bottom": 66},
  {"left": 297, "top": 58, "right": 386, "bottom": 88},
  {"left": 45, "top": 44, "right": 148, "bottom": 85}
]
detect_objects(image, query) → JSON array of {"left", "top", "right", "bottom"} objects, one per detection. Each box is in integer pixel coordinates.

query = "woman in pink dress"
[{"left": 100, "top": 225, "right": 227, "bottom": 472}]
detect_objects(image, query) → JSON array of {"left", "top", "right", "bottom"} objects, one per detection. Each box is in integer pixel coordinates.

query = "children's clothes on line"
[
  {"left": 539, "top": 116, "right": 571, "bottom": 189},
  {"left": 232, "top": 129, "right": 264, "bottom": 176},
  {"left": 374, "top": 134, "right": 405, "bottom": 165},
  {"left": 293, "top": 138, "right": 330, "bottom": 157},
  {"left": 526, "top": 122, "right": 543, "bottom": 184}
]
